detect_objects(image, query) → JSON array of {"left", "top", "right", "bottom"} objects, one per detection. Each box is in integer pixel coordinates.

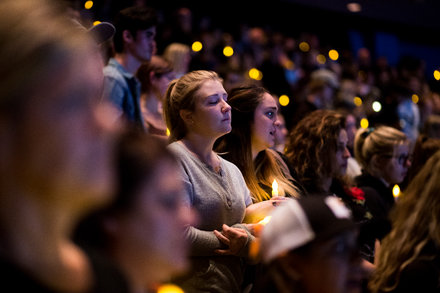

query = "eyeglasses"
[{"left": 384, "top": 153, "right": 411, "bottom": 165}]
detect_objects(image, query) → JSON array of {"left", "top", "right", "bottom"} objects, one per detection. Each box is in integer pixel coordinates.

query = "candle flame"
[
  {"left": 258, "top": 216, "right": 272, "bottom": 226},
  {"left": 393, "top": 184, "right": 400, "bottom": 198},
  {"left": 272, "top": 179, "right": 279, "bottom": 197},
  {"left": 157, "top": 284, "right": 184, "bottom": 293}
]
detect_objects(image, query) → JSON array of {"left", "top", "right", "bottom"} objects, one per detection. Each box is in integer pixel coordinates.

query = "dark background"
[{"left": 70, "top": 0, "right": 440, "bottom": 78}]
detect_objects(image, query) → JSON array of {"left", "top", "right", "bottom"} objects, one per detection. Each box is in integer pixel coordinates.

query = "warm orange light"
[
  {"left": 279, "top": 95, "right": 290, "bottom": 106},
  {"left": 249, "top": 68, "right": 263, "bottom": 80},
  {"left": 272, "top": 179, "right": 279, "bottom": 197},
  {"left": 299, "top": 42, "right": 310, "bottom": 52},
  {"left": 393, "top": 184, "right": 400, "bottom": 198},
  {"left": 191, "top": 41, "right": 203, "bottom": 52},
  {"left": 360, "top": 118, "right": 369, "bottom": 129},
  {"left": 316, "top": 54, "right": 326, "bottom": 64},
  {"left": 157, "top": 284, "right": 184, "bottom": 293},
  {"left": 258, "top": 216, "right": 272, "bottom": 225},
  {"left": 84, "top": 0, "right": 93, "bottom": 9},
  {"left": 223, "top": 46, "right": 233, "bottom": 57},
  {"left": 353, "top": 96, "right": 363, "bottom": 106},
  {"left": 328, "top": 49, "right": 339, "bottom": 61}
]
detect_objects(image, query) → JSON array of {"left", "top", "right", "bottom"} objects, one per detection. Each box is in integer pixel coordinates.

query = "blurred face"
[
  {"left": 11, "top": 49, "right": 118, "bottom": 211},
  {"left": 130, "top": 27, "right": 156, "bottom": 62},
  {"left": 274, "top": 114, "right": 288, "bottom": 149},
  {"left": 189, "top": 79, "right": 231, "bottom": 139},
  {"left": 345, "top": 114, "right": 357, "bottom": 150},
  {"left": 293, "top": 231, "right": 363, "bottom": 293},
  {"left": 381, "top": 144, "right": 411, "bottom": 184},
  {"left": 332, "top": 129, "right": 351, "bottom": 178},
  {"left": 251, "top": 93, "right": 278, "bottom": 154},
  {"left": 154, "top": 71, "right": 175, "bottom": 97},
  {"left": 115, "top": 160, "right": 194, "bottom": 284}
]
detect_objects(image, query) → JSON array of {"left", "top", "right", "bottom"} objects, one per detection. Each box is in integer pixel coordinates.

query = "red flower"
[{"left": 348, "top": 187, "right": 365, "bottom": 200}]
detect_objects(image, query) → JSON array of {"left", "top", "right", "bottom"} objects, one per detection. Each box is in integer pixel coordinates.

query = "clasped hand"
[{"left": 214, "top": 224, "right": 248, "bottom": 256}]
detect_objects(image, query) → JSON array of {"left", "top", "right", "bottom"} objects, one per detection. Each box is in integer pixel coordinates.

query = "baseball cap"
[
  {"left": 260, "top": 195, "right": 357, "bottom": 263},
  {"left": 71, "top": 19, "right": 115, "bottom": 45},
  {"left": 310, "top": 68, "right": 339, "bottom": 89},
  {"left": 88, "top": 22, "right": 115, "bottom": 44}
]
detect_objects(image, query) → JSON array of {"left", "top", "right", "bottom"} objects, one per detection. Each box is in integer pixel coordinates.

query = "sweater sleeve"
[
  {"left": 185, "top": 225, "right": 225, "bottom": 256},
  {"left": 179, "top": 164, "right": 225, "bottom": 256}
]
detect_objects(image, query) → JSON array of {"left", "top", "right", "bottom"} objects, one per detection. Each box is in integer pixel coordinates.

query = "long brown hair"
[
  {"left": 215, "top": 84, "right": 300, "bottom": 202},
  {"left": 285, "top": 109, "right": 345, "bottom": 192},
  {"left": 369, "top": 150, "right": 440, "bottom": 292}
]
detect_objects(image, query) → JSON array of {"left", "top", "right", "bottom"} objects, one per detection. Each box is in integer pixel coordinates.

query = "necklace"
[{"left": 180, "top": 140, "right": 223, "bottom": 175}]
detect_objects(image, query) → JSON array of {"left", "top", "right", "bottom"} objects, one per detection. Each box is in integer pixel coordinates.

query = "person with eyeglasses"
[{"left": 353, "top": 125, "right": 411, "bottom": 263}]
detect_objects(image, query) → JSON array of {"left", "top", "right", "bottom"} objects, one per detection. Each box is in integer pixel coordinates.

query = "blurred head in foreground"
[
  {"left": 255, "top": 195, "right": 363, "bottom": 293},
  {"left": 74, "top": 129, "right": 194, "bottom": 292}
]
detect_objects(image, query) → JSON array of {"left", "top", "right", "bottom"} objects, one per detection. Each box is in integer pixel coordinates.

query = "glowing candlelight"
[
  {"left": 393, "top": 184, "right": 400, "bottom": 198},
  {"left": 272, "top": 179, "right": 279, "bottom": 197},
  {"left": 157, "top": 284, "right": 184, "bottom": 293},
  {"left": 258, "top": 216, "right": 272, "bottom": 226}
]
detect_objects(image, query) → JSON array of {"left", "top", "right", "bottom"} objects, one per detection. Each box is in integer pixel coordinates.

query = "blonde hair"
[
  {"left": 163, "top": 42, "right": 190, "bottom": 77},
  {"left": 354, "top": 126, "right": 408, "bottom": 174},
  {"left": 369, "top": 150, "right": 440, "bottom": 292},
  {"left": 163, "top": 70, "right": 222, "bottom": 142}
]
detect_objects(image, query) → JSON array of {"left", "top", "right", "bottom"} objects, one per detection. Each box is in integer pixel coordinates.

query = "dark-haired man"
[{"left": 103, "top": 6, "right": 157, "bottom": 130}]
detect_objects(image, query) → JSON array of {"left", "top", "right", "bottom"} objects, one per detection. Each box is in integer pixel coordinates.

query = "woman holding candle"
[
  {"left": 163, "top": 70, "right": 259, "bottom": 293},
  {"left": 353, "top": 126, "right": 411, "bottom": 248},
  {"left": 214, "top": 84, "right": 303, "bottom": 206}
]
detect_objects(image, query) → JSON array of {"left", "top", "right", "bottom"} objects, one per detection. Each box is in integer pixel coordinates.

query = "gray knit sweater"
[{"left": 168, "top": 142, "right": 253, "bottom": 293}]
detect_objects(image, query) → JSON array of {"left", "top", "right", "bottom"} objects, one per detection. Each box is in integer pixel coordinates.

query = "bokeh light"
[
  {"left": 84, "top": 1, "right": 93, "bottom": 9},
  {"left": 360, "top": 118, "right": 369, "bottom": 129},
  {"left": 279, "top": 95, "right": 290, "bottom": 106},
  {"left": 223, "top": 46, "right": 234, "bottom": 57},
  {"left": 353, "top": 96, "right": 363, "bottom": 106},
  {"left": 249, "top": 68, "right": 263, "bottom": 80},
  {"left": 316, "top": 54, "right": 326, "bottom": 64},
  {"left": 328, "top": 49, "right": 339, "bottom": 61},
  {"left": 412, "top": 94, "right": 419, "bottom": 104},
  {"left": 299, "top": 42, "right": 310, "bottom": 52},
  {"left": 191, "top": 41, "right": 203, "bottom": 52},
  {"left": 372, "top": 101, "right": 382, "bottom": 112}
]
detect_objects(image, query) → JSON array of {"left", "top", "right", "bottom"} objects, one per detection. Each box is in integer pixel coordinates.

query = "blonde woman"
[
  {"left": 163, "top": 70, "right": 257, "bottom": 293},
  {"left": 162, "top": 42, "right": 191, "bottom": 78},
  {"left": 354, "top": 126, "right": 411, "bottom": 244},
  {"left": 369, "top": 150, "right": 440, "bottom": 292}
]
